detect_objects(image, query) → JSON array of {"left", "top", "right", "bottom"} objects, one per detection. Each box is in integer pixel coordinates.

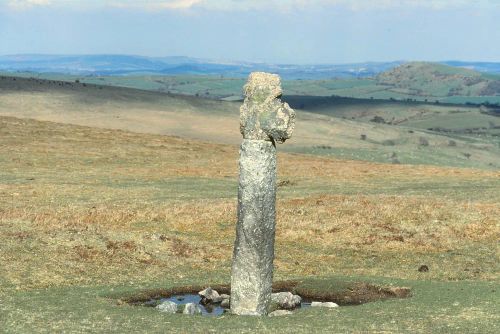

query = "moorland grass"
[
  {"left": 1, "top": 77, "right": 499, "bottom": 171},
  {"left": 0, "top": 116, "right": 499, "bottom": 332},
  {"left": 1, "top": 276, "right": 498, "bottom": 333}
]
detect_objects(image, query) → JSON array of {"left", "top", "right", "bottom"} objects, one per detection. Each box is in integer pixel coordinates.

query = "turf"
[
  {"left": 1, "top": 277, "right": 498, "bottom": 333},
  {"left": 0, "top": 116, "right": 499, "bottom": 332}
]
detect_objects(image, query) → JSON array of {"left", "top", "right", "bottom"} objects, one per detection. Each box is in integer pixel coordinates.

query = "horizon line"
[{"left": 1, "top": 53, "right": 500, "bottom": 66}]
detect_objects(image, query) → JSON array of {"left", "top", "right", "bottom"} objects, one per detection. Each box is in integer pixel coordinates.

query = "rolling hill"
[
  {"left": 1, "top": 75, "right": 499, "bottom": 170},
  {"left": 4, "top": 61, "right": 500, "bottom": 105},
  {"left": 376, "top": 62, "right": 500, "bottom": 99},
  {"left": 3, "top": 54, "right": 500, "bottom": 79}
]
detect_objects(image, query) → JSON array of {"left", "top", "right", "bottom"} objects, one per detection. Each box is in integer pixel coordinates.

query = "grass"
[
  {"left": 4, "top": 61, "right": 500, "bottom": 104},
  {"left": 1, "top": 75, "right": 499, "bottom": 171},
  {"left": 1, "top": 277, "right": 498, "bottom": 333},
  {"left": 0, "top": 115, "right": 499, "bottom": 332},
  {"left": 403, "top": 112, "right": 498, "bottom": 130}
]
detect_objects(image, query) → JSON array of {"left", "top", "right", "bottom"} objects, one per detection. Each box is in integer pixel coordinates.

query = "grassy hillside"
[
  {"left": 4, "top": 62, "right": 500, "bottom": 105},
  {"left": 1, "top": 71, "right": 371, "bottom": 100},
  {"left": 285, "top": 95, "right": 500, "bottom": 137},
  {"left": 0, "top": 116, "right": 499, "bottom": 332},
  {"left": 1, "top": 75, "right": 499, "bottom": 170},
  {"left": 377, "top": 62, "right": 500, "bottom": 99}
]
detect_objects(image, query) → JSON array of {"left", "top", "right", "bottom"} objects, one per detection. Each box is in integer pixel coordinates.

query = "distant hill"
[
  {"left": 3, "top": 57, "right": 500, "bottom": 105},
  {"left": 0, "top": 54, "right": 402, "bottom": 79},
  {"left": 2, "top": 54, "right": 500, "bottom": 81},
  {"left": 376, "top": 62, "right": 500, "bottom": 99},
  {"left": 4, "top": 61, "right": 500, "bottom": 105}
]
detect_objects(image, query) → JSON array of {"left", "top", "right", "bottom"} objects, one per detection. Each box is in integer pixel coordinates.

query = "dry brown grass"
[
  {"left": 0, "top": 116, "right": 499, "bottom": 292},
  {"left": 2, "top": 83, "right": 499, "bottom": 170}
]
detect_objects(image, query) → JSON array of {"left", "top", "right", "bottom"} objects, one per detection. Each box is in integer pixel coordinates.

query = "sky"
[{"left": 0, "top": 0, "right": 499, "bottom": 64}]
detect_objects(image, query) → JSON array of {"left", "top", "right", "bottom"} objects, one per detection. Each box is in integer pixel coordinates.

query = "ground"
[
  {"left": 1, "top": 76, "right": 499, "bottom": 170},
  {"left": 0, "top": 116, "right": 499, "bottom": 333}
]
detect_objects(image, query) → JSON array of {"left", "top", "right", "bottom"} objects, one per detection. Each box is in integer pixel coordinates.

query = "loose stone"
[
  {"left": 271, "top": 292, "right": 302, "bottom": 310},
  {"left": 182, "top": 303, "right": 203, "bottom": 315},
  {"left": 220, "top": 298, "right": 230, "bottom": 308},
  {"left": 198, "top": 287, "right": 223, "bottom": 304},
  {"left": 156, "top": 301, "right": 177, "bottom": 314},
  {"left": 311, "top": 301, "right": 339, "bottom": 308}
]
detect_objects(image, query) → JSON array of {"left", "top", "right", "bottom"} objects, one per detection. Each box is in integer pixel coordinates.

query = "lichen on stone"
[{"left": 240, "top": 72, "right": 295, "bottom": 143}]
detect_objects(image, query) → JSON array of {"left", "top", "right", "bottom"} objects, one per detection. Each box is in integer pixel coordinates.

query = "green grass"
[
  {"left": 1, "top": 276, "right": 498, "bottom": 333},
  {"left": 4, "top": 63, "right": 500, "bottom": 105},
  {"left": 441, "top": 96, "right": 500, "bottom": 104},
  {"left": 403, "top": 112, "right": 498, "bottom": 130}
]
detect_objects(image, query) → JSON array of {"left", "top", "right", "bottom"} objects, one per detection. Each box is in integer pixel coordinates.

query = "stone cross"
[{"left": 230, "top": 72, "right": 295, "bottom": 316}]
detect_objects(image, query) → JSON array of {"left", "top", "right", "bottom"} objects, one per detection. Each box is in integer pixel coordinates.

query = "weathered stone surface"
[
  {"left": 268, "top": 310, "right": 294, "bottom": 317},
  {"left": 231, "top": 72, "right": 295, "bottom": 315},
  {"left": 240, "top": 72, "right": 295, "bottom": 144},
  {"left": 231, "top": 140, "right": 277, "bottom": 315},
  {"left": 220, "top": 297, "right": 230, "bottom": 308},
  {"left": 311, "top": 301, "right": 339, "bottom": 308},
  {"left": 271, "top": 292, "right": 302, "bottom": 310},
  {"left": 182, "top": 303, "right": 203, "bottom": 315},
  {"left": 156, "top": 301, "right": 178, "bottom": 314},
  {"left": 231, "top": 72, "right": 294, "bottom": 316},
  {"left": 220, "top": 293, "right": 231, "bottom": 308},
  {"left": 198, "top": 287, "right": 222, "bottom": 304}
]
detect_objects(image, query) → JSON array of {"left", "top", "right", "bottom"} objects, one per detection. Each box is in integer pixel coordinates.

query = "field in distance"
[
  {"left": 1, "top": 75, "right": 499, "bottom": 170},
  {"left": 5, "top": 62, "right": 500, "bottom": 105}
]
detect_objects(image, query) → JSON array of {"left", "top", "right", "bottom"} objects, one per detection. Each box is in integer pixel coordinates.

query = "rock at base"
[
  {"left": 198, "top": 287, "right": 223, "bottom": 304},
  {"left": 311, "top": 301, "right": 339, "bottom": 308},
  {"left": 220, "top": 298, "right": 231, "bottom": 308},
  {"left": 271, "top": 292, "right": 302, "bottom": 310},
  {"left": 182, "top": 303, "right": 203, "bottom": 315},
  {"left": 268, "top": 310, "right": 294, "bottom": 317},
  {"left": 156, "top": 301, "right": 178, "bottom": 314}
]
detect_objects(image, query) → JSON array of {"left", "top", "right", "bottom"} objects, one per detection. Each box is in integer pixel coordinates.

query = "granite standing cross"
[{"left": 230, "top": 72, "right": 295, "bottom": 316}]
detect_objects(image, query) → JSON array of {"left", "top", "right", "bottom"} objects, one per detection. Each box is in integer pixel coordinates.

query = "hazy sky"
[{"left": 1, "top": 0, "right": 499, "bottom": 64}]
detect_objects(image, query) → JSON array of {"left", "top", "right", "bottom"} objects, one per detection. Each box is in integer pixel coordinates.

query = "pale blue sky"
[{"left": 1, "top": 0, "right": 499, "bottom": 64}]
